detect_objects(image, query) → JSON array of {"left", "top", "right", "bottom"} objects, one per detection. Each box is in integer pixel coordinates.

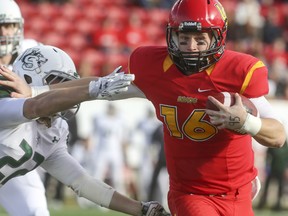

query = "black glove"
[{"left": 141, "top": 201, "right": 171, "bottom": 216}]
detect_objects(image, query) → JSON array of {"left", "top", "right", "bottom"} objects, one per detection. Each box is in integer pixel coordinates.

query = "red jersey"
[{"left": 127, "top": 46, "right": 268, "bottom": 195}]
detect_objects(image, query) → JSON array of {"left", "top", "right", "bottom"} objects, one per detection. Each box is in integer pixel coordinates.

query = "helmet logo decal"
[
  {"left": 179, "top": 21, "right": 202, "bottom": 31},
  {"left": 214, "top": 2, "right": 227, "bottom": 23},
  {"left": 19, "top": 48, "right": 48, "bottom": 74}
]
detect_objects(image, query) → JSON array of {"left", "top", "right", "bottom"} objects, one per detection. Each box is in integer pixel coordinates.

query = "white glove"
[
  {"left": 141, "top": 201, "right": 171, "bottom": 216},
  {"left": 89, "top": 66, "right": 135, "bottom": 99}
]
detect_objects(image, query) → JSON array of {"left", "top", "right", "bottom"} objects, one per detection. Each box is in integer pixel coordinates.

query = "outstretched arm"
[
  {"left": 42, "top": 150, "right": 170, "bottom": 216},
  {"left": 0, "top": 65, "right": 145, "bottom": 100},
  {"left": 0, "top": 65, "right": 135, "bottom": 119},
  {"left": 23, "top": 86, "right": 89, "bottom": 119},
  {"left": 24, "top": 71, "right": 135, "bottom": 119}
]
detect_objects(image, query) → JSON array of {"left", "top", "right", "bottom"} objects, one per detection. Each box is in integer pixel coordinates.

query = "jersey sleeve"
[
  {"left": 240, "top": 60, "right": 269, "bottom": 97},
  {"left": 215, "top": 51, "right": 269, "bottom": 98},
  {"left": 41, "top": 146, "right": 87, "bottom": 185},
  {"left": 128, "top": 47, "right": 154, "bottom": 86},
  {"left": 42, "top": 146, "right": 115, "bottom": 208},
  {"left": 0, "top": 98, "right": 31, "bottom": 128},
  {"left": 127, "top": 46, "right": 167, "bottom": 96},
  {"left": 19, "top": 39, "right": 42, "bottom": 53}
]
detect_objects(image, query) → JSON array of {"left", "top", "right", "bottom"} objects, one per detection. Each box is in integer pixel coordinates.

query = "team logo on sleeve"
[
  {"left": 52, "top": 136, "right": 60, "bottom": 143},
  {"left": 19, "top": 48, "right": 48, "bottom": 74}
]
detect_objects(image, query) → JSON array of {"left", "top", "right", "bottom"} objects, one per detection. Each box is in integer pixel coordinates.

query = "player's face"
[
  {"left": 178, "top": 32, "right": 211, "bottom": 52},
  {"left": 0, "top": 23, "right": 18, "bottom": 38}
]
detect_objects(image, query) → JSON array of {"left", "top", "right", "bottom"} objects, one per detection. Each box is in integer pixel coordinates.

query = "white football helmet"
[
  {"left": 13, "top": 45, "right": 80, "bottom": 119},
  {"left": 0, "top": 0, "right": 24, "bottom": 57},
  {"left": 13, "top": 45, "right": 80, "bottom": 86}
]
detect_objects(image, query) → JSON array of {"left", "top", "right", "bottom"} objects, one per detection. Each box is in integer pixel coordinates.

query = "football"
[{"left": 206, "top": 92, "right": 259, "bottom": 117}]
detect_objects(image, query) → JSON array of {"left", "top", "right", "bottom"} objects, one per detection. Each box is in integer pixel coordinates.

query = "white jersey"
[
  {"left": 0, "top": 96, "right": 115, "bottom": 209},
  {"left": 0, "top": 38, "right": 49, "bottom": 216},
  {"left": 0, "top": 98, "right": 87, "bottom": 187},
  {"left": 19, "top": 39, "right": 42, "bottom": 53}
]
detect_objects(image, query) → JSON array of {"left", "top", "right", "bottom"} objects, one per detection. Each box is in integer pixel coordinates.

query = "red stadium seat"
[
  {"left": 74, "top": 17, "right": 101, "bottom": 36},
  {"left": 24, "top": 31, "right": 42, "bottom": 42},
  {"left": 53, "top": 17, "right": 76, "bottom": 36},
  {"left": 83, "top": 5, "right": 107, "bottom": 23},
  {"left": 122, "top": 8, "right": 150, "bottom": 50},
  {"left": 101, "top": 53, "right": 129, "bottom": 76},
  {"left": 26, "top": 18, "right": 52, "bottom": 37},
  {"left": 42, "top": 32, "right": 67, "bottom": 49},
  {"left": 77, "top": 49, "right": 106, "bottom": 76},
  {"left": 90, "top": 0, "right": 113, "bottom": 7},
  {"left": 92, "top": 17, "right": 123, "bottom": 51},
  {"left": 68, "top": 33, "right": 89, "bottom": 52},
  {"left": 63, "top": 47, "right": 81, "bottom": 69},
  {"left": 61, "top": 3, "right": 84, "bottom": 22},
  {"left": 123, "top": 26, "right": 148, "bottom": 50},
  {"left": 107, "top": 6, "right": 129, "bottom": 24},
  {"left": 145, "top": 22, "right": 166, "bottom": 45},
  {"left": 148, "top": 8, "right": 169, "bottom": 27},
  {"left": 17, "top": 2, "right": 39, "bottom": 19},
  {"left": 71, "top": 0, "right": 93, "bottom": 7},
  {"left": 37, "top": 3, "right": 61, "bottom": 21}
]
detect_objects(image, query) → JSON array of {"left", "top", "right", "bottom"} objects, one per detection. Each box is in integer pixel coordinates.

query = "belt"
[{"left": 190, "top": 188, "right": 240, "bottom": 198}]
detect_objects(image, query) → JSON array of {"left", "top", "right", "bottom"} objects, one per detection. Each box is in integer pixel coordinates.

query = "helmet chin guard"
[{"left": 166, "top": 0, "right": 227, "bottom": 75}]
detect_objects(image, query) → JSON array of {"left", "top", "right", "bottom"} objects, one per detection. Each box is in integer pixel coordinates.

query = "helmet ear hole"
[{"left": 24, "top": 74, "right": 32, "bottom": 84}]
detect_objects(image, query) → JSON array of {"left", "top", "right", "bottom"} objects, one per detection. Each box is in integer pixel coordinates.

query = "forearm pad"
[{"left": 70, "top": 174, "right": 116, "bottom": 208}]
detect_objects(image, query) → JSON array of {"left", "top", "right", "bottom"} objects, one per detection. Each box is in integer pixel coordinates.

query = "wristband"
[
  {"left": 240, "top": 113, "right": 262, "bottom": 136},
  {"left": 31, "top": 86, "right": 50, "bottom": 97},
  {"left": 88, "top": 80, "right": 101, "bottom": 98}
]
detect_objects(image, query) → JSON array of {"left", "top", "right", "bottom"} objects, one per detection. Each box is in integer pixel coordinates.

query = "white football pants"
[{"left": 0, "top": 170, "right": 50, "bottom": 216}]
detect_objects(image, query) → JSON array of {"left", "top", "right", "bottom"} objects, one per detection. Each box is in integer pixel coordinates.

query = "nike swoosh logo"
[{"left": 198, "top": 88, "right": 211, "bottom": 92}]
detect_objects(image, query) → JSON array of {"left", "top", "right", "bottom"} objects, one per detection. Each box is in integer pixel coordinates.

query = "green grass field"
[
  {"left": 1, "top": 187, "right": 287, "bottom": 216},
  {"left": 0, "top": 204, "right": 287, "bottom": 216},
  {"left": 48, "top": 208, "right": 287, "bottom": 216},
  {"left": 48, "top": 207, "right": 288, "bottom": 216}
]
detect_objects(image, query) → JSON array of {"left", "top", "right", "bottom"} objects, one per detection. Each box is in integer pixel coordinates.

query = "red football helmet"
[{"left": 166, "top": 0, "right": 228, "bottom": 75}]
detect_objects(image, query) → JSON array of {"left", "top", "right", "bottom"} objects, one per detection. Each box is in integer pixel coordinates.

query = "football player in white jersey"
[
  {"left": 0, "top": 0, "right": 48, "bottom": 215},
  {"left": 0, "top": 44, "right": 170, "bottom": 216}
]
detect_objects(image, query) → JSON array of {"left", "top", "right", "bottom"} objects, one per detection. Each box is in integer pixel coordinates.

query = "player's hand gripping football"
[
  {"left": 141, "top": 201, "right": 171, "bottom": 216},
  {"left": 206, "top": 93, "right": 248, "bottom": 131},
  {"left": 89, "top": 66, "right": 135, "bottom": 99}
]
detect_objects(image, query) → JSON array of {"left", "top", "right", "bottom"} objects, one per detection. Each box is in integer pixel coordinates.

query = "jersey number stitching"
[
  {"left": 0, "top": 139, "right": 45, "bottom": 185},
  {"left": 160, "top": 104, "right": 217, "bottom": 141}
]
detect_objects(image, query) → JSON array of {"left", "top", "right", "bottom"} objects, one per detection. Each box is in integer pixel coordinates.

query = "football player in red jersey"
[
  {"left": 118, "top": 1, "right": 285, "bottom": 215},
  {"left": 1, "top": 0, "right": 286, "bottom": 215}
]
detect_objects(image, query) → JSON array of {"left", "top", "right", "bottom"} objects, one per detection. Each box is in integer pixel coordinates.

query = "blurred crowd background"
[
  {"left": 14, "top": 0, "right": 288, "bottom": 213},
  {"left": 17, "top": 0, "right": 288, "bottom": 99}
]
